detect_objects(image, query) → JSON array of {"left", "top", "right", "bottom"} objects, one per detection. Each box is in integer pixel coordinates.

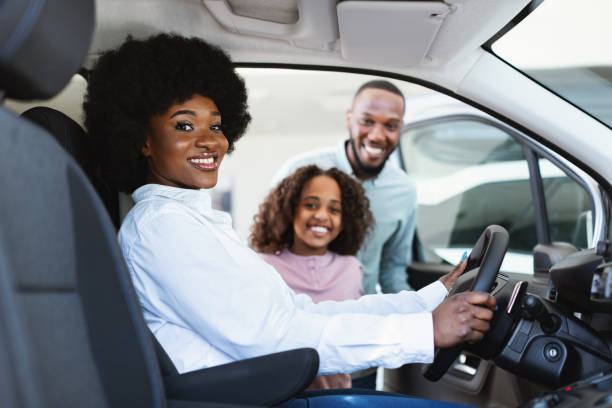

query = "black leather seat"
[
  {"left": 0, "top": 0, "right": 318, "bottom": 406},
  {"left": 21, "top": 107, "right": 121, "bottom": 228}
]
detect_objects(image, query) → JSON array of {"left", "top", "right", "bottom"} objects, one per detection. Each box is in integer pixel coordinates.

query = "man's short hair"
[{"left": 354, "top": 80, "right": 405, "bottom": 102}]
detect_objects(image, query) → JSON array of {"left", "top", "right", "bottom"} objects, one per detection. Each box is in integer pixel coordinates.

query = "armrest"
[{"left": 164, "top": 348, "right": 319, "bottom": 406}]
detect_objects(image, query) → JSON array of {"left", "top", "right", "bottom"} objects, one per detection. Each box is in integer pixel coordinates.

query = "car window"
[
  {"left": 217, "top": 68, "right": 596, "bottom": 275},
  {"left": 402, "top": 119, "right": 523, "bottom": 169},
  {"left": 399, "top": 118, "right": 593, "bottom": 274},
  {"left": 492, "top": 0, "right": 612, "bottom": 129},
  {"left": 542, "top": 157, "right": 593, "bottom": 248},
  {"left": 400, "top": 119, "right": 533, "bottom": 272}
]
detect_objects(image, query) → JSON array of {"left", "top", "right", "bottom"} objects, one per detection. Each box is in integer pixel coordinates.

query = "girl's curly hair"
[
  {"left": 83, "top": 33, "right": 251, "bottom": 193},
  {"left": 250, "top": 165, "right": 374, "bottom": 256}
]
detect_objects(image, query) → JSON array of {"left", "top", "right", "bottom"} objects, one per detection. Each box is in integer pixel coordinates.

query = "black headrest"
[
  {"left": 0, "top": 0, "right": 95, "bottom": 100},
  {"left": 21, "top": 106, "right": 93, "bottom": 173},
  {"left": 21, "top": 106, "right": 121, "bottom": 227}
]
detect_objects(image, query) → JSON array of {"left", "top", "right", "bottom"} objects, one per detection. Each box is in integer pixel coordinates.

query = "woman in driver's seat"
[{"left": 84, "top": 33, "right": 496, "bottom": 380}]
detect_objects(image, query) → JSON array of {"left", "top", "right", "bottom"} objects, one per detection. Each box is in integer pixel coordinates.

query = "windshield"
[{"left": 492, "top": 0, "right": 612, "bottom": 128}]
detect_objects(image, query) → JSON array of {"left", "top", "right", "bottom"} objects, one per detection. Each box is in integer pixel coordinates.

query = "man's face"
[{"left": 346, "top": 88, "right": 404, "bottom": 178}]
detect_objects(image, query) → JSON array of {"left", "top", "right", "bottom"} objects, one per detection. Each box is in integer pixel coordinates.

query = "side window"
[
  {"left": 541, "top": 158, "right": 593, "bottom": 248},
  {"left": 400, "top": 118, "right": 534, "bottom": 270},
  {"left": 399, "top": 118, "right": 593, "bottom": 274},
  {"left": 220, "top": 67, "right": 597, "bottom": 275}
]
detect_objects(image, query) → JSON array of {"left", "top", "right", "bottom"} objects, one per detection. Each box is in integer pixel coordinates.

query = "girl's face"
[
  {"left": 291, "top": 175, "right": 343, "bottom": 256},
  {"left": 141, "top": 94, "right": 228, "bottom": 190}
]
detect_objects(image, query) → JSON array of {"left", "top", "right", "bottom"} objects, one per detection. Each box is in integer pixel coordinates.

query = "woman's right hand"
[{"left": 432, "top": 291, "right": 496, "bottom": 348}]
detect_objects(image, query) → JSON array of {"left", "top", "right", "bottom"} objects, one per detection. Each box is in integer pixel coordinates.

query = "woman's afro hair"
[
  {"left": 250, "top": 165, "right": 374, "bottom": 256},
  {"left": 83, "top": 33, "right": 251, "bottom": 193}
]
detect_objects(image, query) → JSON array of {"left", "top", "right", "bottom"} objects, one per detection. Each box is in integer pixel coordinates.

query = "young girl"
[{"left": 250, "top": 165, "right": 374, "bottom": 389}]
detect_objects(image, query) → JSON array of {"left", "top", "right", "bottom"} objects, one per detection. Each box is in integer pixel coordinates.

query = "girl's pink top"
[{"left": 259, "top": 249, "right": 363, "bottom": 303}]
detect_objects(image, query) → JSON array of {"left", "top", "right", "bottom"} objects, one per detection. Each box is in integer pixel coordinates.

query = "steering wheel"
[{"left": 423, "top": 224, "right": 509, "bottom": 381}]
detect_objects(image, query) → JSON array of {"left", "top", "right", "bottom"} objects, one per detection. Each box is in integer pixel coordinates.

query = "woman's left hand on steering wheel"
[{"left": 439, "top": 257, "right": 469, "bottom": 291}]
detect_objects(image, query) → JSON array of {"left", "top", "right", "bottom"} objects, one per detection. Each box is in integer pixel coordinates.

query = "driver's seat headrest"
[
  {"left": 0, "top": 0, "right": 95, "bottom": 100},
  {"left": 21, "top": 106, "right": 121, "bottom": 227}
]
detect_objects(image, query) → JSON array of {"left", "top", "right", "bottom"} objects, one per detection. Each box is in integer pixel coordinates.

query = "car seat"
[
  {"left": 0, "top": 0, "right": 319, "bottom": 406},
  {"left": 21, "top": 106, "right": 121, "bottom": 228}
]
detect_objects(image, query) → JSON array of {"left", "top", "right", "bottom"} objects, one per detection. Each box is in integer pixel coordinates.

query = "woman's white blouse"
[{"left": 118, "top": 184, "right": 448, "bottom": 374}]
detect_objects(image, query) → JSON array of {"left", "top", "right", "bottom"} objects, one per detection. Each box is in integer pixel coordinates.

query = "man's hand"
[
  {"left": 438, "top": 257, "right": 468, "bottom": 291},
  {"left": 432, "top": 292, "right": 496, "bottom": 348}
]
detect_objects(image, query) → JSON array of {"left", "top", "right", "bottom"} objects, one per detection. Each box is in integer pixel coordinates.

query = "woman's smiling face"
[
  {"left": 291, "top": 175, "right": 343, "bottom": 256},
  {"left": 141, "top": 94, "right": 229, "bottom": 190}
]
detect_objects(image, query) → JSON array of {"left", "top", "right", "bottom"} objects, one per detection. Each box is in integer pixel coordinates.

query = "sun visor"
[
  {"left": 337, "top": 1, "right": 450, "bottom": 67},
  {"left": 203, "top": 0, "right": 339, "bottom": 51}
]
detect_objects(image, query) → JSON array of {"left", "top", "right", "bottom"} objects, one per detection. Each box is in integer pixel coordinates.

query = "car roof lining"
[{"left": 90, "top": 0, "right": 528, "bottom": 72}]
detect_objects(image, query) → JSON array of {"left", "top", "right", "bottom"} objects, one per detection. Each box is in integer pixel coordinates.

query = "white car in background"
[{"left": 396, "top": 93, "right": 599, "bottom": 273}]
